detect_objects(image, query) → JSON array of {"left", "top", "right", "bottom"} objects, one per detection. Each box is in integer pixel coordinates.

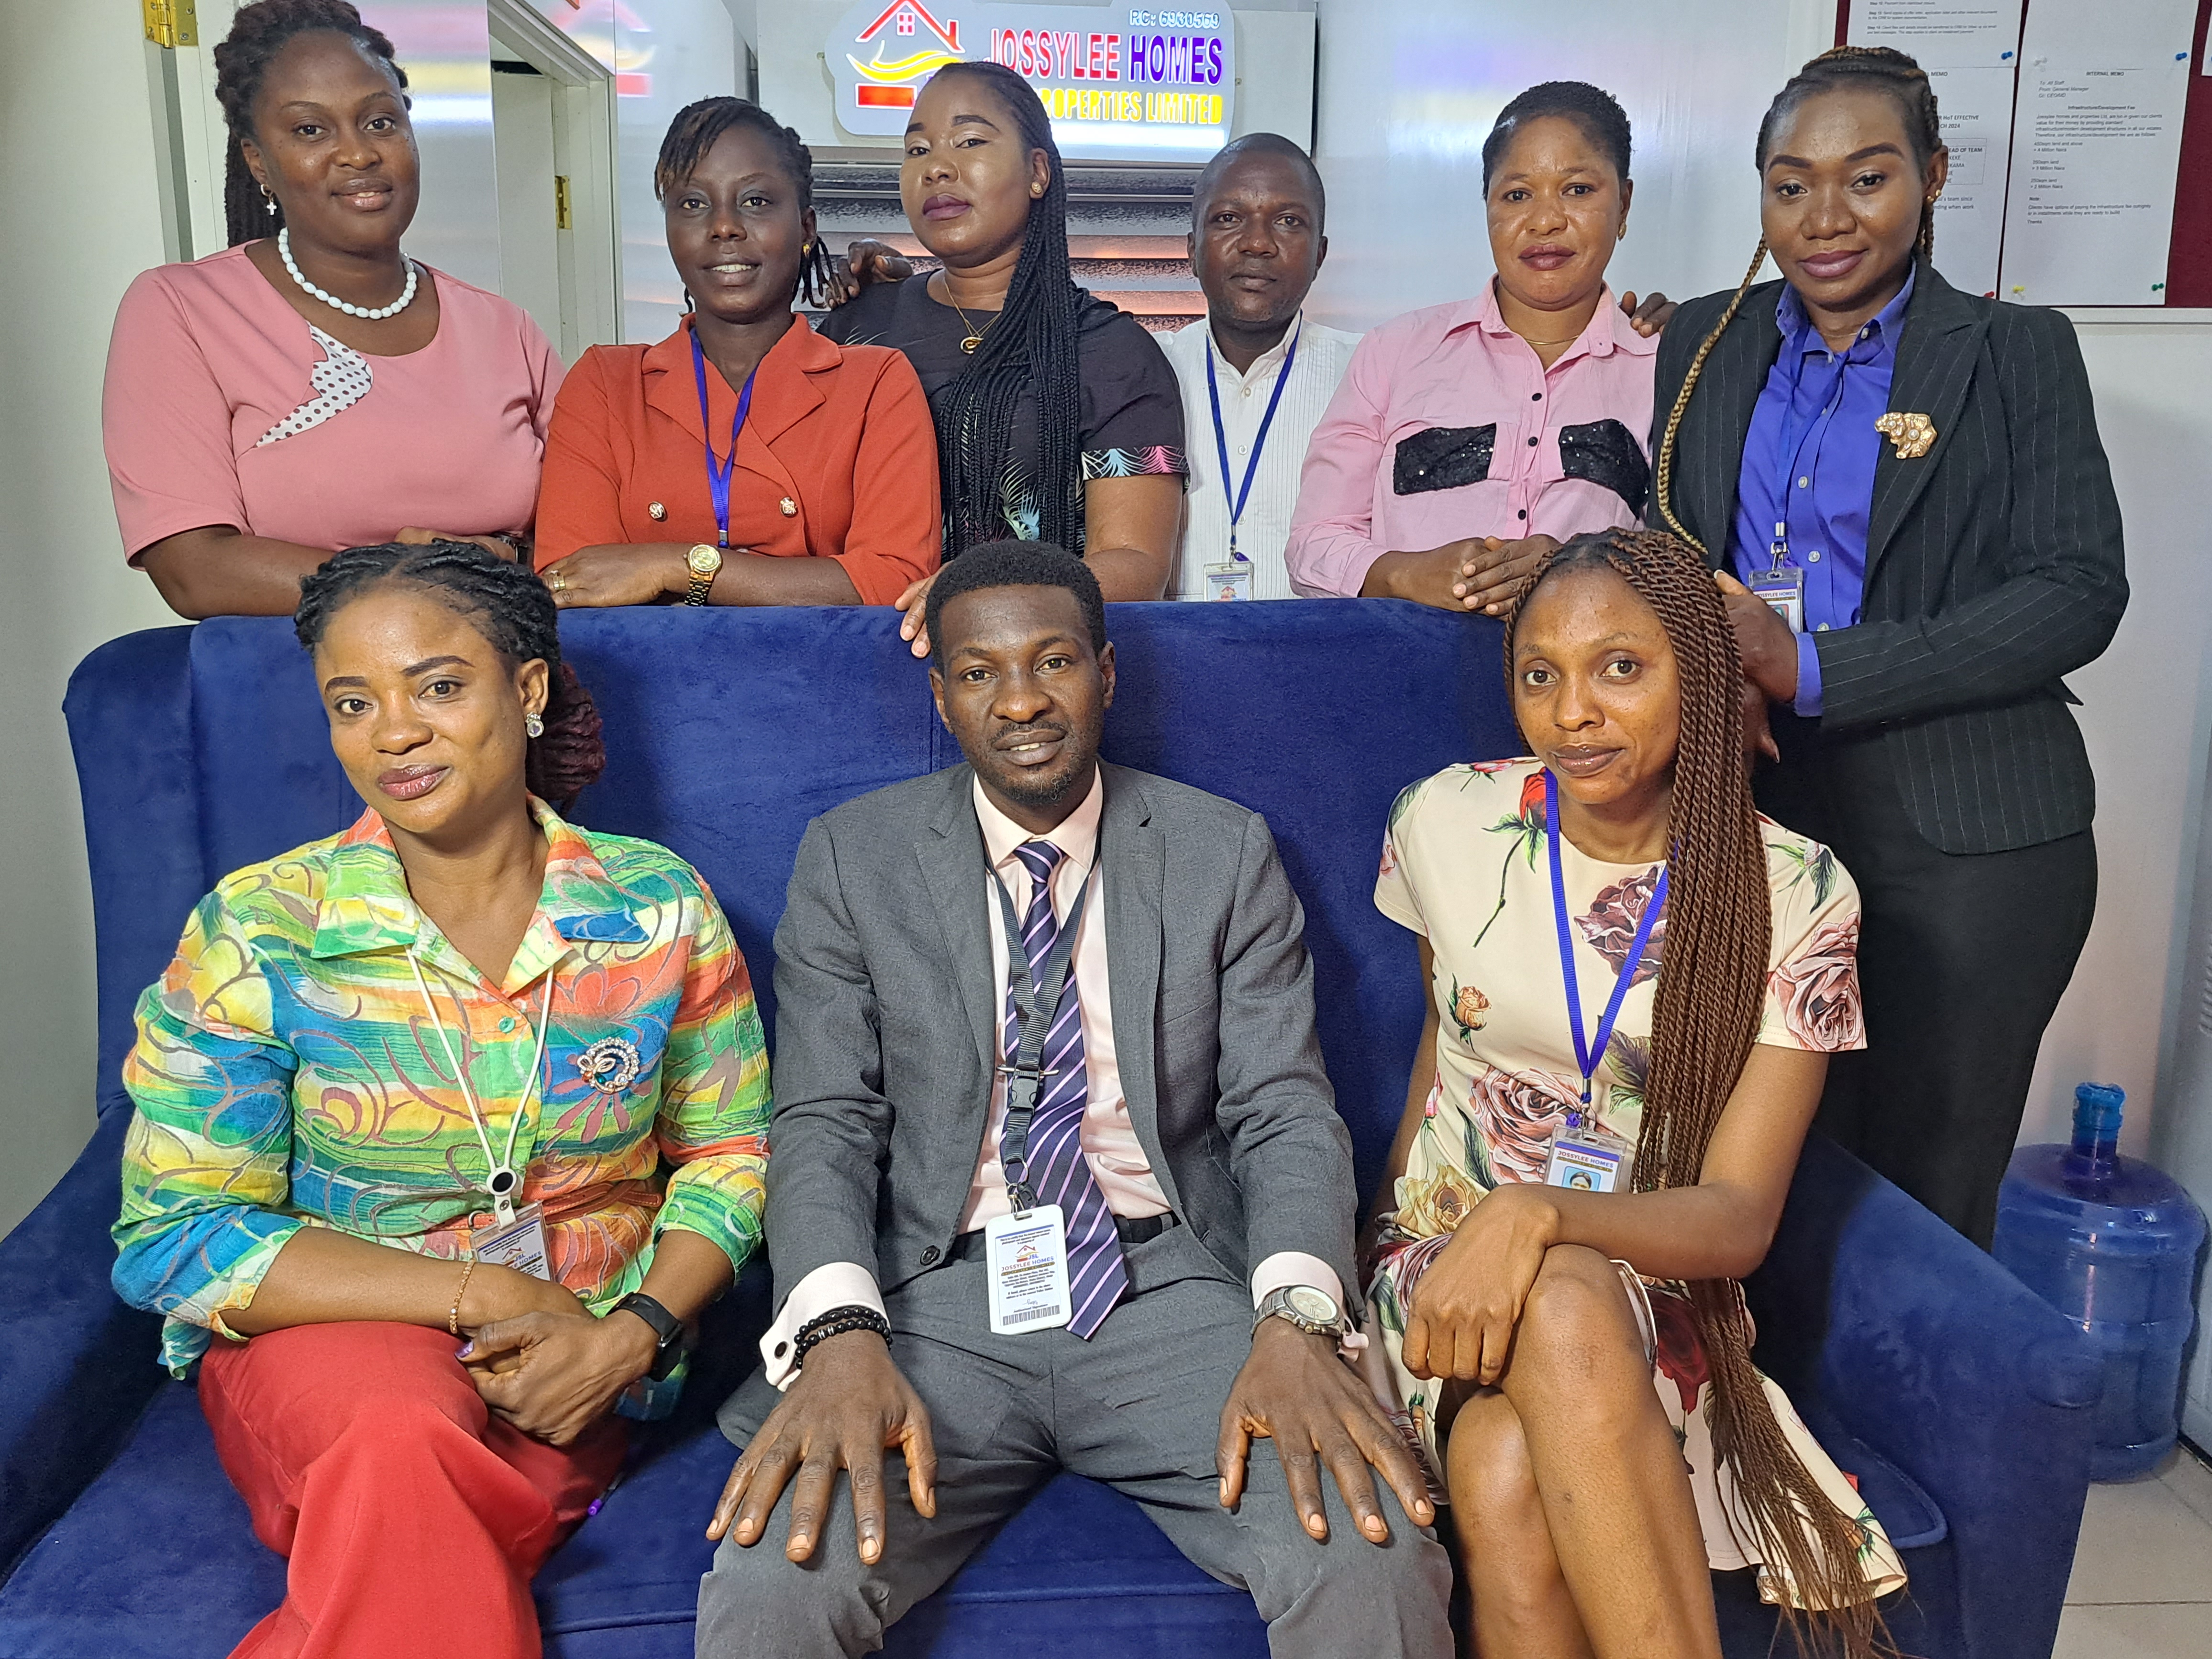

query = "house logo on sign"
[{"left": 848, "top": 0, "right": 967, "bottom": 112}]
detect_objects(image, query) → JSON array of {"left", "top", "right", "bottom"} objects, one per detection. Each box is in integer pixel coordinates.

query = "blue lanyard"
[
  {"left": 1766, "top": 336, "right": 1853, "bottom": 569},
  {"left": 1545, "top": 768, "right": 1668, "bottom": 1111},
  {"left": 690, "top": 327, "right": 758, "bottom": 549},
  {"left": 1204, "top": 320, "right": 1300, "bottom": 563}
]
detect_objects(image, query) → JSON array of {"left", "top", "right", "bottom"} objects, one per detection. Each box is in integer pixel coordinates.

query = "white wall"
[{"left": 0, "top": 3, "right": 185, "bottom": 1234}]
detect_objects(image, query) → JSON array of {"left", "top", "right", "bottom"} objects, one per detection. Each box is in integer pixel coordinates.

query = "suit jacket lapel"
[
  {"left": 1681, "top": 280, "right": 1783, "bottom": 567},
  {"left": 913, "top": 765, "right": 997, "bottom": 1081},
  {"left": 1098, "top": 765, "right": 1173, "bottom": 1199},
  {"left": 1864, "top": 263, "right": 1988, "bottom": 591}
]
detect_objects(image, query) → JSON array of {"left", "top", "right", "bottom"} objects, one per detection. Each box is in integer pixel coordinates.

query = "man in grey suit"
[{"left": 696, "top": 542, "right": 1450, "bottom": 1656}]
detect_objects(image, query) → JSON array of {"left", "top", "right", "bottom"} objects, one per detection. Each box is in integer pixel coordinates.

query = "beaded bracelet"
[
  {"left": 793, "top": 1304, "right": 890, "bottom": 1368},
  {"left": 448, "top": 1257, "right": 477, "bottom": 1337}
]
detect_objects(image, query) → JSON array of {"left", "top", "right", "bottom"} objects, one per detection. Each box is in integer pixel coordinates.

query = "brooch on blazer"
[
  {"left": 575, "top": 1036, "right": 643, "bottom": 1095},
  {"left": 1875, "top": 411, "right": 1936, "bottom": 459}
]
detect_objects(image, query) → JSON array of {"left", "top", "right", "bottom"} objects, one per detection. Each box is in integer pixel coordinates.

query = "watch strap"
[
  {"left": 685, "top": 572, "right": 714, "bottom": 606},
  {"left": 612, "top": 1292, "right": 686, "bottom": 1380}
]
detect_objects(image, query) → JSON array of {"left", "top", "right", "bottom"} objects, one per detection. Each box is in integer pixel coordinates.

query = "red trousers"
[{"left": 199, "top": 1322, "right": 626, "bottom": 1659}]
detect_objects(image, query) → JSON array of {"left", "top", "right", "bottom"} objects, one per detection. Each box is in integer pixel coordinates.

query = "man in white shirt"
[
  {"left": 1165, "top": 134, "right": 1360, "bottom": 600},
  {"left": 697, "top": 542, "right": 1449, "bottom": 1658}
]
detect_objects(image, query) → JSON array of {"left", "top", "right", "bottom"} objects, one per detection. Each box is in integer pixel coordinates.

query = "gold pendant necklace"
[{"left": 937, "top": 273, "right": 995, "bottom": 354}]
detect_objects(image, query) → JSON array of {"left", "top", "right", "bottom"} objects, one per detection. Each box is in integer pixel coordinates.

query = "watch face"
[
  {"left": 1285, "top": 1286, "right": 1338, "bottom": 1325},
  {"left": 687, "top": 545, "right": 721, "bottom": 576}
]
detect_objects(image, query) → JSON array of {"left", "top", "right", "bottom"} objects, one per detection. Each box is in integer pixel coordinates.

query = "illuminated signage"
[{"left": 827, "top": 1, "right": 1235, "bottom": 159}]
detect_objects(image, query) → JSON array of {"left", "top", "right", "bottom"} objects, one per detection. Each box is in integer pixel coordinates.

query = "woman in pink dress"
[{"left": 102, "top": 0, "right": 560, "bottom": 619}]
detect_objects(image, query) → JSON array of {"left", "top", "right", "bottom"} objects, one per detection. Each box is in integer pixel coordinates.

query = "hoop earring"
[{"left": 525, "top": 713, "right": 545, "bottom": 739}]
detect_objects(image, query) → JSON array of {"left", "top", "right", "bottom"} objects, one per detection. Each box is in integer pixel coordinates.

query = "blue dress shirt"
[{"left": 1726, "top": 270, "right": 1915, "bottom": 717}]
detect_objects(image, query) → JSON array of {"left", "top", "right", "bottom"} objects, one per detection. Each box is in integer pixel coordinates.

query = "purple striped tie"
[{"left": 1004, "top": 840, "right": 1128, "bottom": 1338}]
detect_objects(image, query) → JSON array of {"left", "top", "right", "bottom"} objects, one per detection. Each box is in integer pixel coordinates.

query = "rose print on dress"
[
  {"left": 1648, "top": 1285, "right": 1712, "bottom": 1415},
  {"left": 1770, "top": 915, "right": 1864, "bottom": 1051},
  {"left": 1449, "top": 979, "right": 1489, "bottom": 1038},
  {"left": 1466, "top": 1064, "right": 1582, "bottom": 1185},
  {"left": 1576, "top": 867, "right": 1668, "bottom": 988},
  {"left": 1472, "top": 768, "right": 1550, "bottom": 951},
  {"left": 1395, "top": 1163, "right": 1486, "bottom": 1237}
]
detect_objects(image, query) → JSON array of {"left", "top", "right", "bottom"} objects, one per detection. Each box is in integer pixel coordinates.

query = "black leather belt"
[{"left": 950, "top": 1211, "right": 1178, "bottom": 1263}]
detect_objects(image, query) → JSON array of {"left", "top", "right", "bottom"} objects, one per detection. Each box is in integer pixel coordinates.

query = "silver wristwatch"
[{"left": 1253, "top": 1284, "right": 1347, "bottom": 1341}]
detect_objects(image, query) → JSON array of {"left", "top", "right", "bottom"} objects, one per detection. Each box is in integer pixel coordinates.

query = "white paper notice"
[
  {"left": 1998, "top": 0, "right": 2194, "bottom": 306},
  {"left": 1847, "top": 0, "right": 2024, "bottom": 66},
  {"left": 1923, "top": 63, "right": 2020, "bottom": 295}
]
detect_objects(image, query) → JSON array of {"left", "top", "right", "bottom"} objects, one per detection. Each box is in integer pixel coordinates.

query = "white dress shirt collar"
[{"left": 973, "top": 765, "right": 1105, "bottom": 885}]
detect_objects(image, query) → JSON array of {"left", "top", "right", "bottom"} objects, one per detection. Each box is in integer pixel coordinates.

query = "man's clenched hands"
[{"left": 707, "top": 1330, "right": 937, "bottom": 1566}]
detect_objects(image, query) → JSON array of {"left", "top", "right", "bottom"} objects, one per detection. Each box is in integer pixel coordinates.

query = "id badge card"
[
  {"left": 1543, "top": 1129, "right": 1628, "bottom": 1194},
  {"left": 472, "top": 1202, "right": 552, "bottom": 1281},
  {"left": 1750, "top": 564, "right": 1805, "bottom": 634},
  {"left": 984, "top": 1204, "right": 1072, "bottom": 1334},
  {"left": 1204, "top": 561, "right": 1254, "bottom": 601}
]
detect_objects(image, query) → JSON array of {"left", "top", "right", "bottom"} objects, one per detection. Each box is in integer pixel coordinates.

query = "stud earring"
[
  {"left": 1031, "top": 183, "right": 1043, "bottom": 197},
  {"left": 525, "top": 713, "right": 545, "bottom": 738}
]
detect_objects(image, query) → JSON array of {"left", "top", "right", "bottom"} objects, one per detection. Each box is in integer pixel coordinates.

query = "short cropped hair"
[
  {"left": 1191, "top": 132, "right": 1326, "bottom": 234},
  {"left": 926, "top": 542, "right": 1108, "bottom": 667}
]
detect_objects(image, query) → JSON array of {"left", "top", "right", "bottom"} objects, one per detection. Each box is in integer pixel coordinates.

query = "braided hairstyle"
[
  {"left": 1503, "top": 529, "right": 1887, "bottom": 1656},
  {"left": 1481, "top": 80, "right": 1632, "bottom": 193},
  {"left": 1655, "top": 46, "right": 1940, "bottom": 553},
  {"left": 656, "top": 97, "right": 836, "bottom": 306},
  {"left": 214, "top": 0, "right": 408, "bottom": 248},
  {"left": 923, "top": 62, "right": 1086, "bottom": 559},
  {"left": 295, "top": 542, "right": 605, "bottom": 810}
]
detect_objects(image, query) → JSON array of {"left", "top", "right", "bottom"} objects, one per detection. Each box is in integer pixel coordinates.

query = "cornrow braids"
[
  {"left": 1760, "top": 46, "right": 1941, "bottom": 261},
  {"left": 1482, "top": 80, "right": 1633, "bottom": 194},
  {"left": 656, "top": 97, "right": 836, "bottom": 306},
  {"left": 925, "top": 62, "right": 1086, "bottom": 558},
  {"left": 1656, "top": 45, "right": 1941, "bottom": 555},
  {"left": 295, "top": 542, "right": 605, "bottom": 809},
  {"left": 1503, "top": 529, "right": 1888, "bottom": 1657},
  {"left": 214, "top": 0, "right": 408, "bottom": 248}
]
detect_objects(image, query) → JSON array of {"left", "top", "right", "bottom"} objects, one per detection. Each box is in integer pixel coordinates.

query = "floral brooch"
[{"left": 575, "top": 1035, "right": 643, "bottom": 1095}]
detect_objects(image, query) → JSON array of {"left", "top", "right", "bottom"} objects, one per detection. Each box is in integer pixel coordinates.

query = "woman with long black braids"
[
  {"left": 1649, "top": 46, "right": 2125, "bottom": 1247},
  {"left": 820, "top": 62, "right": 1187, "bottom": 653},
  {"left": 102, "top": 0, "right": 562, "bottom": 619}
]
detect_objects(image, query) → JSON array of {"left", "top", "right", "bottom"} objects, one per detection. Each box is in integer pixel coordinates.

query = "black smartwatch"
[{"left": 611, "top": 1292, "right": 687, "bottom": 1381}]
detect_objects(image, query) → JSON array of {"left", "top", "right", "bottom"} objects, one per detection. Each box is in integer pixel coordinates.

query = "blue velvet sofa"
[{"left": 0, "top": 603, "right": 2100, "bottom": 1658}]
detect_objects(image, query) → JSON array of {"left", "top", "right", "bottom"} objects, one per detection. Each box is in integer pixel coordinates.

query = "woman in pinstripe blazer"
[{"left": 1647, "top": 47, "right": 2126, "bottom": 1248}]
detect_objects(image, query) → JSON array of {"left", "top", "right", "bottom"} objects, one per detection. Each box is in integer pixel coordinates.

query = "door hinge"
[
  {"left": 554, "top": 175, "right": 573, "bottom": 231},
  {"left": 143, "top": 0, "right": 198, "bottom": 48}
]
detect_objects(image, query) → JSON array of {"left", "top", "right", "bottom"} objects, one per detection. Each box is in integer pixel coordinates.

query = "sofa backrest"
[{"left": 66, "top": 602, "right": 1518, "bottom": 1193}]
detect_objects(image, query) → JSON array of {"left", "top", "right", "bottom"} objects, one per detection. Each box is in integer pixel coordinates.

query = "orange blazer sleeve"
[
  {"left": 532, "top": 347, "right": 628, "bottom": 569},
  {"left": 828, "top": 350, "right": 942, "bottom": 606}
]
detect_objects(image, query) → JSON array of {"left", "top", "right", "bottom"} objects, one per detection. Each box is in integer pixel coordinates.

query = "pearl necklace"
[{"left": 278, "top": 227, "right": 419, "bottom": 321}]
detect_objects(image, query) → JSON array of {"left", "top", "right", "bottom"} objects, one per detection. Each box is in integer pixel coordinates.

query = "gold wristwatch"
[{"left": 684, "top": 543, "right": 723, "bottom": 606}]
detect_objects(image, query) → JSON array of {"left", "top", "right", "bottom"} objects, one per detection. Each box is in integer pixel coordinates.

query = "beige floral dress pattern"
[{"left": 1366, "top": 758, "right": 1904, "bottom": 1608}]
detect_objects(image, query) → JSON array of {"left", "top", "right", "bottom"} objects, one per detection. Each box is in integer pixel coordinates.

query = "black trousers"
[{"left": 1756, "top": 716, "right": 2098, "bottom": 1249}]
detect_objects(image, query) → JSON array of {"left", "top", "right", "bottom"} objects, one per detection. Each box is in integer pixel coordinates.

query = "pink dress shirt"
[
  {"left": 1283, "top": 282, "right": 1657, "bottom": 597},
  {"left": 102, "top": 245, "right": 561, "bottom": 560}
]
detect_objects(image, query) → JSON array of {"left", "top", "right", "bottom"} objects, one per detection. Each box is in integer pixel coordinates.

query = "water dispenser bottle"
[{"left": 1993, "top": 1083, "right": 2207, "bottom": 1482}]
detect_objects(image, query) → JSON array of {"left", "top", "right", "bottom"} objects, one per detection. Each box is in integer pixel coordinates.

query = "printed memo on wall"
[{"left": 1843, "top": 0, "right": 2212, "bottom": 306}]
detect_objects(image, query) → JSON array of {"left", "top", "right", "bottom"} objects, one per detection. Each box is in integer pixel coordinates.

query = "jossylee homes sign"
[{"left": 827, "top": 1, "right": 1236, "bottom": 160}]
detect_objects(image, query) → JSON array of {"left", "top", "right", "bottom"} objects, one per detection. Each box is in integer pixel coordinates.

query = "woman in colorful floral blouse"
[
  {"left": 112, "top": 540, "right": 770, "bottom": 1659},
  {"left": 1363, "top": 528, "right": 1902, "bottom": 1659}
]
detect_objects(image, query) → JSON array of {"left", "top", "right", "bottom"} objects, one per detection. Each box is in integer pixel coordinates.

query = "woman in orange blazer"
[{"left": 535, "top": 98, "right": 939, "bottom": 608}]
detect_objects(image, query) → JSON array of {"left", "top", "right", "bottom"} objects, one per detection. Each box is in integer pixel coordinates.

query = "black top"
[
  {"left": 1648, "top": 259, "right": 2125, "bottom": 855},
  {"left": 819, "top": 273, "right": 1186, "bottom": 547}
]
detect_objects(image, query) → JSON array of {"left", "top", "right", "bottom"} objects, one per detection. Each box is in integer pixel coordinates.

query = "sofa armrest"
[
  {"left": 0, "top": 1106, "right": 163, "bottom": 1577},
  {"left": 1746, "top": 1133, "right": 2100, "bottom": 1659}
]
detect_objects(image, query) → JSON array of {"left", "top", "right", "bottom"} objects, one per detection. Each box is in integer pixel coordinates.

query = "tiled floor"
[{"left": 2054, "top": 1445, "right": 2212, "bottom": 1657}]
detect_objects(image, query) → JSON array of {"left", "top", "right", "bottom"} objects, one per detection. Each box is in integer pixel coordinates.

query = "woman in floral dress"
[{"left": 1364, "top": 528, "right": 1903, "bottom": 1658}]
